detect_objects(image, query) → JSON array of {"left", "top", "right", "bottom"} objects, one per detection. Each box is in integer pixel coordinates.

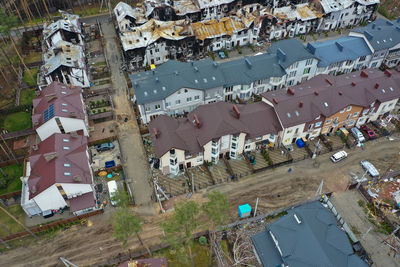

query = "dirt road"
[
  {"left": 1, "top": 137, "right": 399, "bottom": 266},
  {"left": 100, "top": 19, "right": 154, "bottom": 209}
]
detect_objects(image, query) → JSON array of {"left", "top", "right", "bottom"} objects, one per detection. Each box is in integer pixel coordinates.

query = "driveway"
[{"left": 99, "top": 18, "right": 154, "bottom": 211}]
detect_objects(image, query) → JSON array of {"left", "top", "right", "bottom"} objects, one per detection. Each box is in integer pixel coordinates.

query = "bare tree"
[{"left": 230, "top": 229, "right": 256, "bottom": 266}]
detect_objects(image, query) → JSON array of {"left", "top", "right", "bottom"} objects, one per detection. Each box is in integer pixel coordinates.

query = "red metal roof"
[
  {"left": 69, "top": 192, "right": 95, "bottom": 212},
  {"left": 32, "top": 81, "right": 85, "bottom": 128},
  {"left": 28, "top": 133, "right": 91, "bottom": 199}
]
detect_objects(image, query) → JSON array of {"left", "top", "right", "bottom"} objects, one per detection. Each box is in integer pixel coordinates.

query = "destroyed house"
[
  {"left": 43, "top": 12, "right": 83, "bottom": 48},
  {"left": 251, "top": 201, "right": 368, "bottom": 267},
  {"left": 21, "top": 133, "right": 95, "bottom": 217},
  {"left": 41, "top": 40, "right": 90, "bottom": 88},
  {"left": 32, "top": 81, "right": 88, "bottom": 141}
]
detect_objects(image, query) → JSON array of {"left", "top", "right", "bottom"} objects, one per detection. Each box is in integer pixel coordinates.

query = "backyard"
[
  {"left": 0, "top": 163, "right": 23, "bottom": 195},
  {"left": 22, "top": 68, "right": 38, "bottom": 87},
  {"left": 0, "top": 205, "right": 25, "bottom": 236},
  {"left": 1, "top": 111, "right": 32, "bottom": 132},
  {"left": 19, "top": 89, "right": 35, "bottom": 106}
]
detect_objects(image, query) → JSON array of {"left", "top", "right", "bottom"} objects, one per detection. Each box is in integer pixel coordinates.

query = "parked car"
[
  {"left": 95, "top": 142, "right": 115, "bottom": 152},
  {"left": 42, "top": 209, "right": 54, "bottom": 218},
  {"left": 351, "top": 127, "right": 365, "bottom": 143},
  {"left": 107, "top": 180, "right": 118, "bottom": 206},
  {"left": 360, "top": 125, "right": 369, "bottom": 131},
  {"left": 330, "top": 150, "right": 347, "bottom": 163},
  {"left": 218, "top": 51, "right": 226, "bottom": 59},
  {"left": 360, "top": 160, "right": 379, "bottom": 177},
  {"left": 365, "top": 129, "right": 376, "bottom": 139}
]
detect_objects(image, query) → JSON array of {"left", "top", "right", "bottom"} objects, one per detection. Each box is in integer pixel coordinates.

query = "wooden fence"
[{"left": 0, "top": 190, "right": 21, "bottom": 200}]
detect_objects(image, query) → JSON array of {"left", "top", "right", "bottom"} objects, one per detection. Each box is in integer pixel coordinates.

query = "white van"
[
  {"left": 107, "top": 180, "right": 118, "bottom": 206},
  {"left": 351, "top": 127, "right": 365, "bottom": 143},
  {"left": 330, "top": 150, "right": 348, "bottom": 163}
]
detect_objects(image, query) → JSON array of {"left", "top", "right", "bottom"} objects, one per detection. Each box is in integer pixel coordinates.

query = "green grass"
[
  {"left": 378, "top": 6, "right": 396, "bottom": 20},
  {"left": 24, "top": 52, "right": 42, "bottom": 64},
  {"left": 0, "top": 205, "right": 25, "bottom": 236},
  {"left": 22, "top": 67, "right": 38, "bottom": 87},
  {"left": 153, "top": 241, "right": 211, "bottom": 267},
  {"left": 0, "top": 164, "right": 23, "bottom": 195},
  {"left": 19, "top": 89, "right": 35, "bottom": 106},
  {"left": 2, "top": 111, "right": 32, "bottom": 132}
]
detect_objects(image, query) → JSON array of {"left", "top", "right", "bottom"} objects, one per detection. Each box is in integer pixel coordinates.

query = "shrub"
[
  {"left": 209, "top": 52, "right": 215, "bottom": 61},
  {"left": 98, "top": 109, "right": 102, "bottom": 113},
  {"left": 103, "top": 108, "right": 107, "bottom": 113},
  {"left": 92, "top": 109, "right": 96, "bottom": 114},
  {"left": 249, "top": 43, "right": 255, "bottom": 52},
  {"left": 199, "top": 236, "right": 207, "bottom": 245},
  {"left": 223, "top": 48, "right": 229, "bottom": 57}
]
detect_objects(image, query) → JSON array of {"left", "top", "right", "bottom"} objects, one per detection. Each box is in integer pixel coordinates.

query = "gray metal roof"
[
  {"left": 267, "top": 38, "right": 316, "bottom": 69},
  {"left": 351, "top": 18, "right": 400, "bottom": 51},
  {"left": 251, "top": 201, "right": 368, "bottom": 267},
  {"left": 130, "top": 54, "right": 286, "bottom": 104}
]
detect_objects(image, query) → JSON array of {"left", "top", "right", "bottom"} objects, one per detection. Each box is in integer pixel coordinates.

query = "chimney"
[
  {"left": 314, "top": 90, "right": 319, "bottom": 96},
  {"left": 325, "top": 78, "right": 333, "bottom": 86},
  {"left": 153, "top": 128, "right": 158, "bottom": 138},
  {"left": 33, "top": 144, "right": 39, "bottom": 151},
  {"left": 338, "top": 91, "right": 343, "bottom": 95},
  {"left": 360, "top": 70, "right": 368, "bottom": 78},
  {"left": 193, "top": 114, "right": 200, "bottom": 128},
  {"left": 372, "top": 23, "right": 376, "bottom": 29},
  {"left": 299, "top": 101, "right": 303, "bottom": 108},
  {"left": 375, "top": 83, "right": 379, "bottom": 89},
  {"left": 273, "top": 98, "right": 278, "bottom": 104},
  {"left": 351, "top": 82, "right": 356, "bottom": 87},
  {"left": 287, "top": 87, "right": 295, "bottom": 95},
  {"left": 384, "top": 69, "right": 392, "bottom": 77},
  {"left": 233, "top": 104, "right": 240, "bottom": 119}
]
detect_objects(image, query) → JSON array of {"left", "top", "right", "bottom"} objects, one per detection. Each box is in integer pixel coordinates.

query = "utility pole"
[
  {"left": 59, "top": 257, "right": 78, "bottom": 267},
  {"left": 0, "top": 204, "right": 39, "bottom": 241},
  {"left": 315, "top": 180, "right": 324, "bottom": 197},
  {"left": 253, "top": 197, "right": 259, "bottom": 217},
  {"left": 312, "top": 139, "right": 321, "bottom": 159}
]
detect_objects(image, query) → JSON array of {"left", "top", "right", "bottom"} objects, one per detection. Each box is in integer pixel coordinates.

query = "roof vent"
[
  {"left": 73, "top": 176, "right": 82, "bottom": 182},
  {"left": 299, "top": 101, "right": 303, "bottom": 108},
  {"left": 335, "top": 42, "right": 344, "bottom": 51},
  {"left": 155, "top": 77, "right": 159, "bottom": 82},
  {"left": 325, "top": 78, "right": 333, "bottom": 86},
  {"left": 33, "top": 144, "right": 39, "bottom": 151},
  {"left": 294, "top": 213, "right": 301, "bottom": 224},
  {"left": 194, "top": 66, "right": 199, "bottom": 72},
  {"left": 364, "top": 30, "right": 373, "bottom": 40},
  {"left": 174, "top": 70, "right": 179, "bottom": 75},
  {"left": 384, "top": 69, "right": 392, "bottom": 77},
  {"left": 44, "top": 152, "right": 58, "bottom": 162},
  {"left": 245, "top": 58, "right": 252, "bottom": 69},
  {"left": 360, "top": 70, "right": 369, "bottom": 78},
  {"left": 153, "top": 128, "right": 158, "bottom": 138},
  {"left": 338, "top": 91, "right": 343, "bottom": 95},
  {"left": 273, "top": 98, "right": 279, "bottom": 104},
  {"left": 133, "top": 81, "right": 138, "bottom": 87},
  {"left": 70, "top": 131, "right": 78, "bottom": 138},
  {"left": 396, "top": 26, "right": 400, "bottom": 31},
  {"left": 371, "top": 23, "right": 376, "bottom": 29},
  {"left": 191, "top": 62, "right": 194, "bottom": 66},
  {"left": 377, "top": 26, "right": 382, "bottom": 30},
  {"left": 306, "top": 43, "right": 316, "bottom": 54},
  {"left": 193, "top": 114, "right": 200, "bottom": 128},
  {"left": 386, "top": 21, "right": 394, "bottom": 26},
  {"left": 314, "top": 90, "right": 319, "bottom": 96},
  {"left": 213, "top": 62, "right": 218, "bottom": 68},
  {"left": 233, "top": 104, "right": 240, "bottom": 119},
  {"left": 287, "top": 87, "right": 295, "bottom": 95}
]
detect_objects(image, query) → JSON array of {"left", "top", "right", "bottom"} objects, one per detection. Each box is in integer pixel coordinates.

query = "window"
[
  {"left": 232, "top": 135, "right": 238, "bottom": 142},
  {"left": 156, "top": 57, "right": 160, "bottom": 61},
  {"left": 303, "top": 68, "right": 311, "bottom": 75},
  {"left": 333, "top": 117, "right": 339, "bottom": 124},
  {"left": 353, "top": 112, "right": 359, "bottom": 117},
  {"left": 155, "top": 48, "right": 159, "bottom": 52},
  {"left": 231, "top": 143, "right": 237, "bottom": 150},
  {"left": 315, "top": 121, "right": 322, "bottom": 127},
  {"left": 340, "top": 108, "right": 345, "bottom": 113},
  {"left": 359, "top": 56, "right": 366, "bottom": 62},
  {"left": 64, "top": 163, "right": 71, "bottom": 167},
  {"left": 295, "top": 128, "right": 299, "bottom": 134},
  {"left": 170, "top": 158, "right": 177, "bottom": 165},
  {"left": 145, "top": 106, "right": 150, "bottom": 111},
  {"left": 197, "top": 157, "right": 203, "bottom": 162},
  {"left": 225, "top": 86, "right": 233, "bottom": 92},
  {"left": 346, "top": 114, "right": 351, "bottom": 120},
  {"left": 212, "top": 148, "right": 218, "bottom": 154},
  {"left": 165, "top": 102, "right": 171, "bottom": 107},
  {"left": 345, "top": 60, "right": 352, "bottom": 66},
  {"left": 371, "top": 62, "right": 378, "bottom": 68},
  {"left": 301, "top": 76, "right": 308, "bottom": 82},
  {"left": 306, "top": 59, "right": 313, "bottom": 66},
  {"left": 187, "top": 97, "right": 192, "bottom": 102},
  {"left": 348, "top": 120, "right": 354, "bottom": 126},
  {"left": 289, "top": 71, "right": 296, "bottom": 78},
  {"left": 255, "top": 136, "right": 262, "bottom": 141},
  {"left": 270, "top": 134, "right": 275, "bottom": 139},
  {"left": 212, "top": 140, "right": 219, "bottom": 146},
  {"left": 363, "top": 109, "right": 369, "bottom": 115},
  {"left": 347, "top": 106, "right": 352, "bottom": 111},
  {"left": 175, "top": 100, "right": 180, "bottom": 105},
  {"left": 194, "top": 95, "right": 200, "bottom": 100},
  {"left": 287, "top": 80, "right": 294, "bottom": 86},
  {"left": 245, "top": 144, "right": 251, "bottom": 150},
  {"left": 325, "top": 119, "right": 331, "bottom": 124},
  {"left": 64, "top": 172, "right": 71, "bottom": 176},
  {"left": 308, "top": 124, "right": 313, "bottom": 130},
  {"left": 230, "top": 151, "right": 236, "bottom": 158},
  {"left": 155, "top": 104, "right": 161, "bottom": 110}
]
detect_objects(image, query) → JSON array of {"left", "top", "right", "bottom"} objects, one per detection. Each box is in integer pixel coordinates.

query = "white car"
[
  {"left": 330, "top": 150, "right": 347, "bottom": 163},
  {"left": 360, "top": 160, "right": 379, "bottom": 177}
]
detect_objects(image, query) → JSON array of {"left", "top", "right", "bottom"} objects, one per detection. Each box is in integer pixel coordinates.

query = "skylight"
[
  {"left": 153, "top": 89, "right": 157, "bottom": 94},
  {"left": 63, "top": 139, "right": 70, "bottom": 142},
  {"left": 390, "top": 87, "right": 394, "bottom": 91},
  {"left": 287, "top": 113, "right": 291, "bottom": 118},
  {"left": 203, "top": 78, "right": 208, "bottom": 83},
  {"left": 324, "top": 102, "right": 328, "bottom": 107},
  {"left": 194, "top": 79, "right": 198, "bottom": 83},
  {"left": 382, "top": 89, "right": 386, "bottom": 93},
  {"left": 43, "top": 104, "right": 55, "bottom": 122},
  {"left": 212, "top": 76, "right": 216, "bottom": 80},
  {"left": 295, "top": 110, "right": 299, "bottom": 116},
  {"left": 64, "top": 172, "right": 71, "bottom": 176},
  {"left": 144, "top": 91, "right": 148, "bottom": 96},
  {"left": 62, "top": 103, "right": 68, "bottom": 106},
  {"left": 61, "top": 91, "right": 67, "bottom": 95},
  {"left": 63, "top": 146, "right": 70, "bottom": 150},
  {"left": 64, "top": 163, "right": 71, "bottom": 167},
  {"left": 62, "top": 109, "right": 68, "bottom": 112},
  {"left": 162, "top": 86, "right": 166, "bottom": 91}
]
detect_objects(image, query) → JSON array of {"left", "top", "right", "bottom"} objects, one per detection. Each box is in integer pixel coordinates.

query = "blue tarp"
[{"left": 296, "top": 138, "right": 305, "bottom": 148}]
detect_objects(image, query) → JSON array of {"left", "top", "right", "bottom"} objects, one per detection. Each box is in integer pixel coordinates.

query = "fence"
[
  {"left": 0, "top": 190, "right": 21, "bottom": 200},
  {"left": 2, "top": 209, "right": 104, "bottom": 241}
]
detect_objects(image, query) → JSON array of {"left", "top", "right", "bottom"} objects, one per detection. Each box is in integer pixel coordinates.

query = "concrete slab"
[{"left": 90, "top": 140, "right": 121, "bottom": 171}]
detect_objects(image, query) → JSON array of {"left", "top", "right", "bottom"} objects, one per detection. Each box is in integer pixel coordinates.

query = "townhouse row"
[
  {"left": 149, "top": 69, "right": 400, "bottom": 175},
  {"left": 115, "top": 0, "right": 379, "bottom": 70},
  {"left": 21, "top": 13, "right": 96, "bottom": 217},
  {"left": 131, "top": 17, "right": 400, "bottom": 124}
]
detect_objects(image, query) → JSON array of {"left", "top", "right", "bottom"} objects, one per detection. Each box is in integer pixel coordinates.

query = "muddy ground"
[{"left": 1, "top": 135, "right": 399, "bottom": 266}]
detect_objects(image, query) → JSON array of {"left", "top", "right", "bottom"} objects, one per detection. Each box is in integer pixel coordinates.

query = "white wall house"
[
  {"left": 32, "top": 82, "right": 88, "bottom": 141},
  {"left": 43, "top": 12, "right": 83, "bottom": 48}
]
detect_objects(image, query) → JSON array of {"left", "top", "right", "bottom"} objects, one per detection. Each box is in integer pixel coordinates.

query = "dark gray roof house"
[
  {"left": 149, "top": 101, "right": 282, "bottom": 158},
  {"left": 267, "top": 39, "right": 317, "bottom": 69},
  {"left": 130, "top": 54, "right": 286, "bottom": 105},
  {"left": 351, "top": 18, "right": 400, "bottom": 51},
  {"left": 251, "top": 201, "right": 368, "bottom": 267}
]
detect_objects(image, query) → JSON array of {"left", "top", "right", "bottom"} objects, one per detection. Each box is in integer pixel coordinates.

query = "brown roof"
[
  {"left": 32, "top": 81, "right": 85, "bottom": 128},
  {"left": 261, "top": 69, "right": 400, "bottom": 128},
  {"left": 149, "top": 102, "right": 282, "bottom": 158},
  {"left": 118, "top": 258, "right": 168, "bottom": 267},
  {"left": 69, "top": 192, "right": 95, "bottom": 212},
  {"left": 28, "top": 133, "right": 91, "bottom": 199}
]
